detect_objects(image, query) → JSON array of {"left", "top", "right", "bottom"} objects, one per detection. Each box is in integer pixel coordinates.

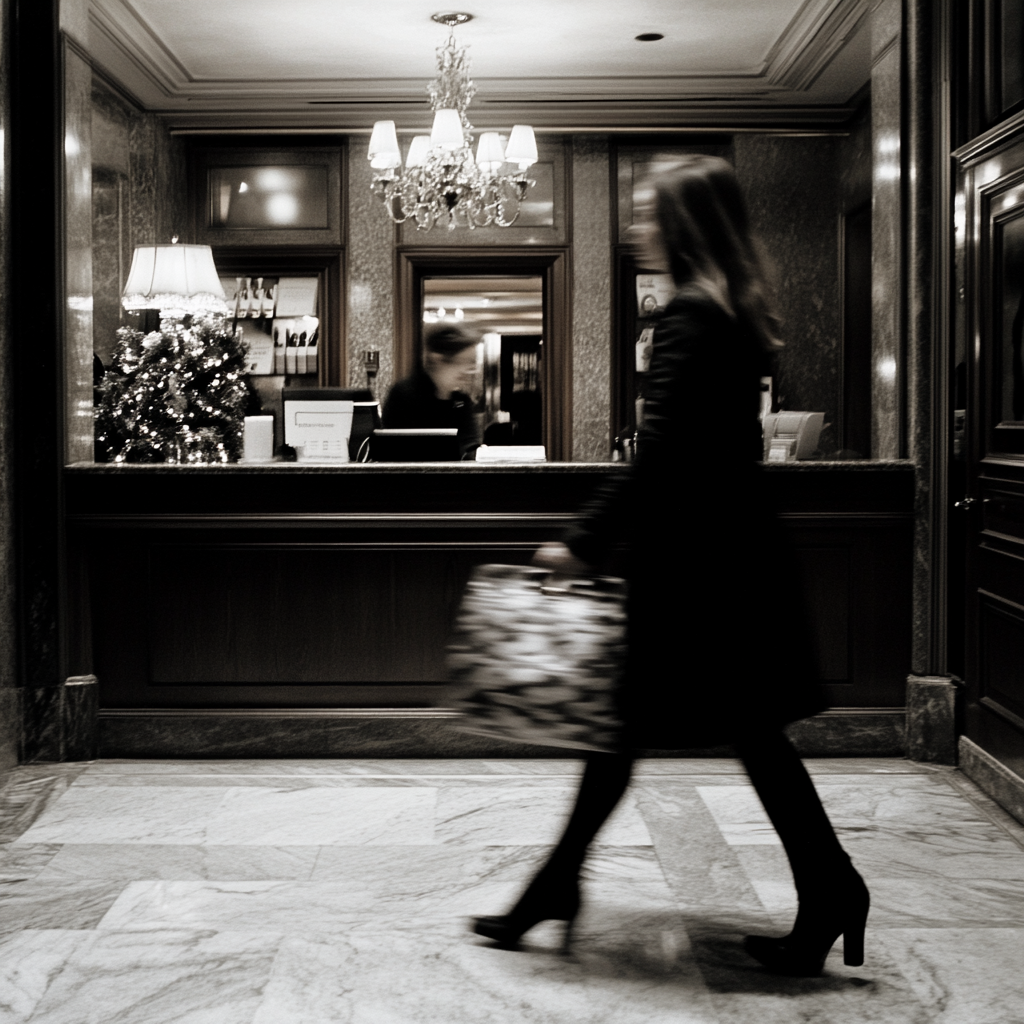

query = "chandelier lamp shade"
[
  {"left": 121, "top": 238, "right": 228, "bottom": 316},
  {"left": 368, "top": 12, "right": 538, "bottom": 231}
]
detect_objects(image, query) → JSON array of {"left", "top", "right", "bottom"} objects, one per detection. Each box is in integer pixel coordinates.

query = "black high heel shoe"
[
  {"left": 472, "top": 870, "right": 581, "bottom": 953},
  {"left": 744, "top": 872, "right": 870, "bottom": 977}
]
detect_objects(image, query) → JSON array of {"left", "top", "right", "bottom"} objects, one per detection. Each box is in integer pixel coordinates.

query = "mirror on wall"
[{"left": 421, "top": 276, "right": 544, "bottom": 447}]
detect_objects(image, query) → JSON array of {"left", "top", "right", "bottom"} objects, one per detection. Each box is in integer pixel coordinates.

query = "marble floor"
[{"left": 1, "top": 757, "right": 1024, "bottom": 1023}]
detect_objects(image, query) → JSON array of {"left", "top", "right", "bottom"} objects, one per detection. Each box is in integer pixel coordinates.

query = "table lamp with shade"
[{"left": 121, "top": 237, "right": 229, "bottom": 330}]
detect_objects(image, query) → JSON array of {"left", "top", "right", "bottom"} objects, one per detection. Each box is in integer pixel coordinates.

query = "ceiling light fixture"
[
  {"left": 367, "top": 12, "right": 538, "bottom": 231},
  {"left": 635, "top": 32, "right": 664, "bottom": 41}
]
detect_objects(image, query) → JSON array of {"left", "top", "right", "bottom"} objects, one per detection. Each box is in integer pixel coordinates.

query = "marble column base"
[
  {"left": 0, "top": 686, "right": 21, "bottom": 772},
  {"left": 64, "top": 675, "right": 99, "bottom": 761},
  {"left": 21, "top": 675, "right": 100, "bottom": 763},
  {"left": 959, "top": 735, "right": 1024, "bottom": 826},
  {"left": 99, "top": 708, "right": 907, "bottom": 759},
  {"left": 906, "top": 674, "right": 960, "bottom": 765},
  {"left": 22, "top": 683, "right": 63, "bottom": 762}
]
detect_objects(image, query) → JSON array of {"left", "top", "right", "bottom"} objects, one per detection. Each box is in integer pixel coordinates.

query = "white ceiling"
[{"left": 86, "top": 0, "right": 874, "bottom": 130}]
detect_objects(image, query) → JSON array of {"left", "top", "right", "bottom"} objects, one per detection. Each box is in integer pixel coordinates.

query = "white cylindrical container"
[{"left": 243, "top": 415, "right": 275, "bottom": 462}]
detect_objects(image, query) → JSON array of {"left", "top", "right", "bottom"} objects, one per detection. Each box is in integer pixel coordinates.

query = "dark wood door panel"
[
  {"left": 92, "top": 540, "right": 537, "bottom": 707},
  {"left": 784, "top": 520, "right": 912, "bottom": 706},
  {"left": 957, "top": 125, "right": 1024, "bottom": 760},
  {"left": 70, "top": 466, "right": 915, "bottom": 712},
  {"left": 977, "top": 590, "right": 1024, "bottom": 727},
  {"left": 146, "top": 545, "right": 529, "bottom": 685},
  {"left": 791, "top": 545, "right": 850, "bottom": 682},
  {"left": 981, "top": 489, "right": 1024, "bottom": 543},
  {"left": 975, "top": 543, "right": 1024, "bottom": 604}
]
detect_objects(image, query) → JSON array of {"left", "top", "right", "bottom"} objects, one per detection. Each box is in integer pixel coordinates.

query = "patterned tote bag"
[{"left": 447, "top": 564, "right": 626, "bottom": 752}]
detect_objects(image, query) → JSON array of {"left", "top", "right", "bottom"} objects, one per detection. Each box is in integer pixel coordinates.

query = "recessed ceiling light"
[
  {"left": 432, "top": 12, "right": 473, "bottom": 27},
  {"left": 635, "top": 32, "right": 664, "bottom": 42}
]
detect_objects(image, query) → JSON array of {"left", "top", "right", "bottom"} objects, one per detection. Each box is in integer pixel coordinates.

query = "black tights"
[{"left": 538, "top": 732, "right": 849, "bottom": 902}]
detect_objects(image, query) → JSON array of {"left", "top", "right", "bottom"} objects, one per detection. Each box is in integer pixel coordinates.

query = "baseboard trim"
[
  {"left": 96, "top": 707, "right": 907, "bottom": 759},
  {"left": 958, "top": 736, "right": 1024, "bottom": 826}
]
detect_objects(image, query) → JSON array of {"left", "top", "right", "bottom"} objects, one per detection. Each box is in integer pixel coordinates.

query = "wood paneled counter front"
[{"left": 64, "top": 461, "right": 914, "bottom": 757}]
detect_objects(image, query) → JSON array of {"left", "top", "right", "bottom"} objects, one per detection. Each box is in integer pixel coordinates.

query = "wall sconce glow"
[
  {"left": 877, "top": 134, "right": 899, "bottom": 156},
  {"left": 64, "top": 133, "right": 80, "bottom": 158},
  {"left": 266, "top": 193, "right": 299, "bottom": 225},
  {"left": 954, "top": 191, "right": 966, "bottom": 235},
  {"left": 238, "top": 182, "right": 249, "bottom": 193},
  {"left": 876, "top": 162, "right": 899, "bottom": 182},
  {"left": 878, "top": 357, "right": 897, "bottom": 383}
]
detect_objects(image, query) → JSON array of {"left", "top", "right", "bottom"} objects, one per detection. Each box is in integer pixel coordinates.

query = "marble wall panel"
[
  {"left": 346, "top": 137, "right": 396, "bottom": 399},
  {"left": 127, "top": 115, "right": 157, "bottom": 252},
  {"left": 906, "top": 675, "right": 960, "bottom": 765},
  {"left": 734, "top": 135, "right": 842, "bottom": 454},
  {"left": 571, "top": 136, "right": 612, "bottom": 462},
  {"left": 154, "top": 117, "right": 188, "bottom": 245},
  {"left": 838, "top": 94, "right": 872, "bottom": 213},
  {"left": 21, "top": 684, "right": 63, "bottom": 763},
  {"left": 959, "top": 736, "right": 1024, "bottom": 827},
  {"left": 91, "top": 81, "right": 132, "bottom": 367},
  {"left": 63, "top": 42, "right": 94, "bottom": 465},
  {"left": 96, "top": 710, "right": 905, "bottom": 759},
  {"left": 871, "top": 6, "right": 903, "bottom": 459},
  {"left": 0, "top": 688, "right": 20, "bottom": 774},
  {"left": 89, "top": 79, "right": 186, "bottom": 367}
]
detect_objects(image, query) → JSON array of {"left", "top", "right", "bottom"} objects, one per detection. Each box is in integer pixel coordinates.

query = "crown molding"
[
  {"left": 86, "top": 0, "right": 870, "bottom": 130},
  {"left": 765, "top": 0, "right": 873, "bottom": 91}
]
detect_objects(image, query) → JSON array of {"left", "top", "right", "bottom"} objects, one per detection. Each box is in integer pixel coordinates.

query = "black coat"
[
  {"left": 563, "top": 287, "right": 825, "bottom": 749},
  {"left": 382, "top": 367, "right": 480, "bottom": 457}
]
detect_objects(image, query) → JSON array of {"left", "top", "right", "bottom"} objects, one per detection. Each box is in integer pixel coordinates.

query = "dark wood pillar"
[{"left": 9, "top": 0, "right": 66, "bottom": 760}]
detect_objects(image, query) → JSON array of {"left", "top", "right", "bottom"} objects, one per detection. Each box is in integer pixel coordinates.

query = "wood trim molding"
[
  {"left": 209, "top": 247, "right": 345, "bottom": 387},
  {"left": 394, "top": 247, "right": 572, "bottom": 461}
]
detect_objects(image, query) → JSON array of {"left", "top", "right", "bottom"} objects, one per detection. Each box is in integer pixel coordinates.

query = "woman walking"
[{"left": 472, "top": 155, "right": 869, "bottom": 977}]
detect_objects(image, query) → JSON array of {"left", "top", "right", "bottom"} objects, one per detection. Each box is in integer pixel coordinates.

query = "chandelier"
[{"left": 367, "top": 12, "right": 538, "bottom": 232}]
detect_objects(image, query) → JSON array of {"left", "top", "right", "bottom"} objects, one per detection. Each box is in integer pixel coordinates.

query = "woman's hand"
[{"left": 532, "top": 541, "right": 592, "bottom": 576}]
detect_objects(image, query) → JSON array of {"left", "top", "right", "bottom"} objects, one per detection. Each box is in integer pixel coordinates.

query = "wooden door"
[{"left": 957, "top": 127, "right": 1024, "bottom": 777}]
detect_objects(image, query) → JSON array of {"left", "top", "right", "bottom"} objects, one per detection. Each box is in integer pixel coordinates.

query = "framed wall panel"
[{"left": 189, "top": 144, "right": 344, "bottom": 248}]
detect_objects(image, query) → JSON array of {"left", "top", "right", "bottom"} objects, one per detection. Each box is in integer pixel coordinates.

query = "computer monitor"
[
  {"left": 283, "top": 388, "right": 380, "bottom": 461},
  {"left": 370, "top": 428, "right": 461, "bottom": 462}
]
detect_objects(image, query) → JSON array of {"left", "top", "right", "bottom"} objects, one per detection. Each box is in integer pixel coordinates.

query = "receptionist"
[{"left": 382, "top": 324, "right": 481, "bottom": 457}]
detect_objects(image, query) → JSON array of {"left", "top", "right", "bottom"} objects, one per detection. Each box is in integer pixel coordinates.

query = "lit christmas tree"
[{"left": 95, "top": 312, "right": 255, "bottom": 463}]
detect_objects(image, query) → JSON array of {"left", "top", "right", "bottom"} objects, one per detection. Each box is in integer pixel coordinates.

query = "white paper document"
[{"left": 274, "top": 277, "right": 319, "bottom": 317}]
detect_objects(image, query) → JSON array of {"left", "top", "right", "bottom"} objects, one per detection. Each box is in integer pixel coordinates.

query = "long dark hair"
[{"left": 648, "top": 154, "right": 782, "bottom": 352}]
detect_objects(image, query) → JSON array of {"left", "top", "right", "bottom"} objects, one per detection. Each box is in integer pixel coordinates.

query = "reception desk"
[{"left": 64, "top": 461, "right": 914, "bottom": 757}]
